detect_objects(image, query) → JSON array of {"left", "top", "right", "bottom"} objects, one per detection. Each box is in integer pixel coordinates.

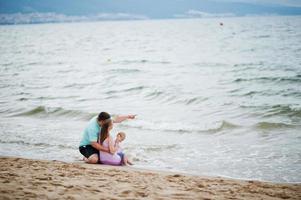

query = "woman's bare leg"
[{"left": 85, "top": 153, "right": 98, "bottom": 164}]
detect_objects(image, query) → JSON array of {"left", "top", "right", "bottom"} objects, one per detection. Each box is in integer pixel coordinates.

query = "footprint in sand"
[
  {"left": 120, "top": 189, "right": 132, "bottom": 196},
  {"left": 2, "top": 180, "right": 10, "bottom": 184},
  {"left": 36, "top": 176, "right": 49, "bottom": 181},
  {"left": 197, "top": 183, "right": 206, "bottom": 188},
  {"left": 135, "top": 191, "right": 148, "bottom": 197}
]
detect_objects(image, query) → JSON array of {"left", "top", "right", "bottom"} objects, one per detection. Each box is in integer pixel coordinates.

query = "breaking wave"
[{"left": 12, "top": 106, "right": 96, "bottom": 120}]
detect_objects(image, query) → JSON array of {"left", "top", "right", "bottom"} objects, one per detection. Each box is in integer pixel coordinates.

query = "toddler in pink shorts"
[{"left": 116, "top": 132, "right": 133, "bottom": 165}]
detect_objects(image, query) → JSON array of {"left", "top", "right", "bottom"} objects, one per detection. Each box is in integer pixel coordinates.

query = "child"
[{"left": 115, "top": 132, "right": 133, "bottom": 165}]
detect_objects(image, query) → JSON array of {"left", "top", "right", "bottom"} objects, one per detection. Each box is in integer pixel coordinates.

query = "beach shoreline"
[{"left": 0, "top": 156, "right": 300, "bottom": 199}]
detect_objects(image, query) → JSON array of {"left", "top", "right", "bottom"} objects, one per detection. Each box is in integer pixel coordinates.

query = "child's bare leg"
[
  {"left": 124, "top": 155, "right": 133, "bottom": 165},
  {"left": 122, "top": 157, "right": 127, "bottom": 165},
  {"left": 127, "top": 160, "right": 133, "bottom": 165}
]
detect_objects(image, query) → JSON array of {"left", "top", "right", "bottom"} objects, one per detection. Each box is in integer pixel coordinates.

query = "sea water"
[{"left": 0, "top": 16, "right": 300, "bottom": 183}]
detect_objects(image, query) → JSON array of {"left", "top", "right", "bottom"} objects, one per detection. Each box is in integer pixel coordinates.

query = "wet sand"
[{"left": 0, "top": 156, "right": 300, "bottom": 199}]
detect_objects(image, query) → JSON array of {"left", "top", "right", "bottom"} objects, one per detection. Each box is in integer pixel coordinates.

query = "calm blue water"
[{"left": 0, "top": 16, "right": 301, "bottom": 183}]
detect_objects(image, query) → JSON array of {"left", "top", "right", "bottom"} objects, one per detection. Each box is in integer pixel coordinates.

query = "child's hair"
[{"left": 117, "top": 132, "right": 126, "bottom": 140}]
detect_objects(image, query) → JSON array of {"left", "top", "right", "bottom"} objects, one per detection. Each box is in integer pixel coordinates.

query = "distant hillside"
[{"left": 0, "top": 0, "right": 301, "bottom": 24}]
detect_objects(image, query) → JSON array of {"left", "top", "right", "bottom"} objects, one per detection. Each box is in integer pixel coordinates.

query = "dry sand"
[{"left": 0, "top": 156, "right": 300, "bottom": 200}]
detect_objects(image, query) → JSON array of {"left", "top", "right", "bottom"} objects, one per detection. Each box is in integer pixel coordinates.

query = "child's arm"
[{"left": 108, "top": 136, "right": 119, "bottom": 154}]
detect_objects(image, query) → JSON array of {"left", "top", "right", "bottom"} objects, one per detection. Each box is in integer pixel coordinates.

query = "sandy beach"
[{"left": 0, "top": 157, "right": 300, "bottom": 199}]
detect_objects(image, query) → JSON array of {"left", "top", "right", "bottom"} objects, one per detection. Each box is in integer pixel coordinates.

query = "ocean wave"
[
  {"left": 105, "top": 86, "right": 145, "bottom": 94},
  {"left": 119, "top": 120, "right": 240, "bottom": 134},
  {"left": 242, "top": 91, "right": 259, "bottom": 96},
  {"left": 144, "top": 90, "right": 181, "bottom": 104},
  {"left": 234, "top": 75, "right": 301, "bottom": 84},
  {"left": 185, "top": 97, "right": 200, "bottom": 105},
  {"left": 233, "top": 62, "right": 264, "bottom": 68},
  {"left": 240, "top": 104, "right": 301, "bottom": 119},
  {"left": 63, "top": 82, "right": 95, "bottom": 89},
  {"left": 282, "top": 91, "right": 301, "bottom": 97},
  {"left": 254, "top": 122, "right": 298, "bottom": 130},
  {"left": 207, "top": 121, "right": 240, "bottom": 133},
  {"left": 144, "top": 90, "right": 165, "bottom": 100},
  {"left": 0, "top": 139, "right": 75, "bottom": 149},
  {"left": 11, "top": 106, "right": 96, "bottom": 120},
  {"left": 253, "top": 35, "right": 271, "bottom": 39},
  {"left": 182, "top": 96, "right": 208, "bottom": 105},
  {"left": 144, "top": 90, "right": 208, "bottom": 105},
  {"left": 107, "top": 68, "right": 142, "bottom": 73},
  {"left": 121, "top": 119, "right": 299, "bottom": 133},
  {"left": 56, "top": 68, "right": 80, "bottom": 73},
  {"left": 118, "top": 59, "right": 171, "bottom": 65},
  {"left": 15, "top": 95, "right": 80, "bottom": 101},
  {"left": 240, "top": 90, "right": 294, "bottom": 97},
  {"left": 140, "top": 144, "right": 179, "bottom": 152},
  {"left": 264, "top": 105, "right": 301, "bottom": 118}
]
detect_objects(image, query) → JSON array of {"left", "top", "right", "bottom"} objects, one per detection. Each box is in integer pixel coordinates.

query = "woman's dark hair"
[
  {"left": 99, "top": 120, "right": 112, "bottom": 144},
  {"left": 97, "top": 112, "right": 111, "bottom": 121}
]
